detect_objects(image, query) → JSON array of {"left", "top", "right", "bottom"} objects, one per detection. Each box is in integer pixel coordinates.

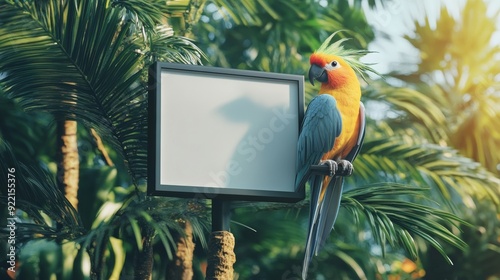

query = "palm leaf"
[
  {"left": 363, "top": 81, "right": 449, "bottom": 143},
  {"left": 342, "top": 183, "right": 469, "bottom": 265},
  {"left": 355, "top": 135, "right": 500, "bottom": 206},
  {"left": 232, "top": 182, "right": 467, "bottom": 275},
  {"left": 0, "top": 145, "right": 83, "bottom": 242},
  {"left": 395, "top": 0, "right": 500, "bottom": 174},
  {"left": 144, "top": 25, "right": 207, "bottom": 65},
  {"left": 79, "top": 195, "right": 210, "bottom": 272},
  {"left": 0, "top": 0, "right": 205, "bottom": 184}
]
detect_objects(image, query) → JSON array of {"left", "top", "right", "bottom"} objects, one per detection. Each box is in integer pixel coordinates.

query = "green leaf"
[
  {"left": 343, "top": 183, "right": 470, "bottom": 264},
  {"left": 128, "top": 216, "right": 143, "bottom": 251}
]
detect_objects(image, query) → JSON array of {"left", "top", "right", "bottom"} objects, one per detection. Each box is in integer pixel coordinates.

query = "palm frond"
[
  {"left": 80, "top": 195, "right": 210, "bottom": 272},
  {"left": 0, "top": 0, "right": 142, "bottom": 183},
  {"left": 0, "top": 0, "right": 205, "bottom": 184},
  {"left": 144, "top": 25, "right": 207, "bottom": 65},
  {"left": 231, "top": 183, "right": 467, "bottom": 276},
  {"left": 450, "top": 94, "right": 500, "bottom": 175},
  {"left": 363, "top": 81, "right": 449, "bottom": 143},
  {"left": 395, "top": 0, "right": 500, "bottom": 175},
  {"left": 354, "top": 135, "right": 500, "bottom": 206},
  {"left": 0, "top": 145, "right": 84, "bottom": 242},
  {"left": 112, "top": 0, "right": 166, "bottom": 32},
  {"left": 343, "top": 183, "right": 469, "bottom": 264},
  {"left": 0, "top": 92, "right": 55, "bottom": 162}
]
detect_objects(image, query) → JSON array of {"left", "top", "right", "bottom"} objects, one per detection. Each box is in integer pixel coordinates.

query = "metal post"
[{"left": 211, "top": 199, "right": 231, "bottom": 232}]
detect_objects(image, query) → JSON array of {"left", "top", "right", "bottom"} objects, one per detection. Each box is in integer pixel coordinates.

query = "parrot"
[{"left": 295, "top": 31, "right": 377, "bottom": 279}]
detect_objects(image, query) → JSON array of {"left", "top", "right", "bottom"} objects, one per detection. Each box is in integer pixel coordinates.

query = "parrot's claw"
[
  {"left": 320, "top": 160, "right": 338, "bottom": 177},
  {"left": 338, "top": 160, "right": 353, "bottom": 176}
]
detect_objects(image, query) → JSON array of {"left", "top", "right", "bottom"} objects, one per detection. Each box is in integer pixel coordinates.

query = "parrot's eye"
[{"left": 325, "top": 60, "right": 341, "bottom": 70}]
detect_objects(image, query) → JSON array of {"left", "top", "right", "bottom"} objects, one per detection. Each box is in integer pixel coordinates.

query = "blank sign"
[{"left": 148, "top": 62, "right": 304, "bottom": 202}]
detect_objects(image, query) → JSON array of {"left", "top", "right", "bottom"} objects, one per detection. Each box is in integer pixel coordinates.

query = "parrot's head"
[
  {"left": 309, "top": 54, "right": 355, "bottom": 89},
  {"left": 308, "top": 31, "right": 378, "bottom": 90}
]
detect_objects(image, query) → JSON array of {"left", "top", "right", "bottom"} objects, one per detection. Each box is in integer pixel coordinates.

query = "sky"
[{"left": 362, "top": 0, "right": 500, "bottom": 74}]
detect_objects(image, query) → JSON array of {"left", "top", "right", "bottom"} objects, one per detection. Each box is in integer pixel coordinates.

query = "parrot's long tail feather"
[
  {"left": 302, "top": 175, "right": 323, "bottom": 280},
  {"left": 314, "top": 177, "right": 344, "bottom": 255},
  {"left": 302, "top": 176, "right": 344, "bottom": 280}
]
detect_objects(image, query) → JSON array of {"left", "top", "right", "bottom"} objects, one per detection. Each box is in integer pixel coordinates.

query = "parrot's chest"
[
  {"left": 323, "top": 100, "right": 360, "bottom": 160},
  {"left": 319, "top": 86, "right": 361, "bottom": 160}
]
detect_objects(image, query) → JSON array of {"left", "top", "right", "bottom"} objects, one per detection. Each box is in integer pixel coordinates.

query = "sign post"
[
  {"left": 148, "top": 62, "right": 305, "bottom": 278},
  {"left": 206, "top": 199, "right": 234, "bottom": 279}
]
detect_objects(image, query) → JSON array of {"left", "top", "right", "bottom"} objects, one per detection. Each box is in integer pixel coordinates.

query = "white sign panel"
[{"left": 148, "top": 63, "right": 304, "bottom": 201}]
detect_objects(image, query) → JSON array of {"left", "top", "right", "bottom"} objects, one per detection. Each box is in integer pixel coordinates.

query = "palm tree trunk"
[
  {"left": 168, "top": 220, "right": 195, "bottom": 280},
  {"left": 56, "top": 119, "right": 79, "bottom": 210},
  {"left": 205, "top": 231, "right": 236, "bottom": 280},
  {"left": 134, "top": 220, "right": 155, "bottom": 280}
]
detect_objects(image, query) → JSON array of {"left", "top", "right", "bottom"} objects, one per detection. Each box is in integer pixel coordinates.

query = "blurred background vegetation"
[{"left": 0, "top": 0, "right": 499, "bottom": 279}]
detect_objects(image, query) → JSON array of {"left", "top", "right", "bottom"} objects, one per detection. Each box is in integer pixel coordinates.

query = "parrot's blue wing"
[
  {"left": 297, "top": 94, "right": 342, "bottom": 280},
  {"left": 314, "top": 102, "right": 366, "bottom": 253},
  {"left": 295, "top": 94, "right": 342, "bottom": 189}
]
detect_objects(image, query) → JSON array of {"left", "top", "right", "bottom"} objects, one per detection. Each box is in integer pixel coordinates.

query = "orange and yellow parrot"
[{"left": 296, "top": 32, "right": 376, "bottom": 279}]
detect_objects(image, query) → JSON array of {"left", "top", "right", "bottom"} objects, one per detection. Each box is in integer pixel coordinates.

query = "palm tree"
[
  {"left": 395, "top": 0, "right": 500, "bottom": 176},
  {"left": 0, "top": 0, "right": 207, "bottom": 279},
  {"left": 386, "top": 0, "right": 500, "bottom": 278}
]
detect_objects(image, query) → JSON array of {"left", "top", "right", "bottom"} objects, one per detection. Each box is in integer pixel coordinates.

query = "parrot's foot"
[
  {"left": 338, "top": 160, "right": 353, "bottom": 176},
  {"left": 320, "top": 160, "right": 338, "bottom": 177}
]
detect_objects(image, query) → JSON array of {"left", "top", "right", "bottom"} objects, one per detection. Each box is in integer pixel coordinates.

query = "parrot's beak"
[{"left": 308, "top": 64, "right": 328, "bottom": 86}]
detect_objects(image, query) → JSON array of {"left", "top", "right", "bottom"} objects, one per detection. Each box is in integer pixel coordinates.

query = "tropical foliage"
[
  {"left": 397, "top": 0, "right": 500, "bottom": 176},
  {"left": 194, "top": 1, "right": 500, "bottom": 279},
  {"left": 0, "top": 0, "right": 207, "bottom": 279},
  {"left": 0, "top": 0, "right": 499, "bottom": 279}
]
